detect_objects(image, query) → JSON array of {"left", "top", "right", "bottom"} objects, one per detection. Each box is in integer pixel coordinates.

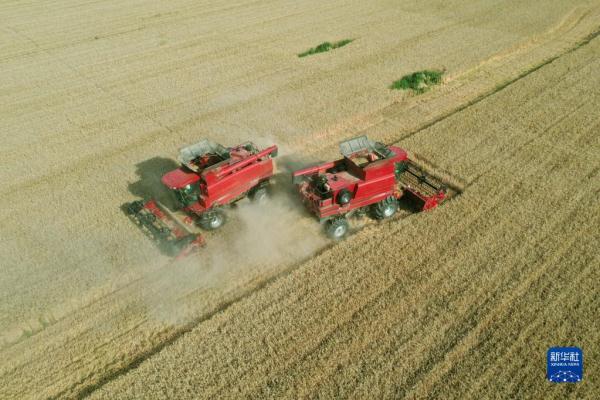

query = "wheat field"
[{"left": 1, "top": 1, "right": 599, "bottom": 399}]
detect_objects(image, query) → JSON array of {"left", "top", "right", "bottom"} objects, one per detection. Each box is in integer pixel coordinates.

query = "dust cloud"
[{"left": 144, "top": 144, "right": 327, "bottom": 325}]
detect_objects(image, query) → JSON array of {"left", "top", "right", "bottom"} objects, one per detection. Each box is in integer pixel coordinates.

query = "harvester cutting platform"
[
  {"left": 292, "top": 136, "right": 446, "bottom": 239},
  {"left": 126, "top": 139, "right": 278, "bottom": 257}
]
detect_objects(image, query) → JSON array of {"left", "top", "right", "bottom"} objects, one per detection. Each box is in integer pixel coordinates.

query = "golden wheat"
[
  {"left": 88, "top": 21, "right": 600, "bottom": 400},
  {"left": 1, "top": 1, "right": 599, "bottom": 399}
]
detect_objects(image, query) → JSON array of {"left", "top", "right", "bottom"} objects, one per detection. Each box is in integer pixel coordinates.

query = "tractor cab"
[
  {"left": 160, "top": 139, "right": 231, "bottom": 207},
  {"left": 161, "top": 168, "right": 201, "bottom": 207}
]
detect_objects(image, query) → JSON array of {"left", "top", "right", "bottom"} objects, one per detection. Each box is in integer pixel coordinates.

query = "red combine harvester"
[
  {"left": 126, "top": 139, "right": 278, "bottom": 257},
  {"left": 292, "top": 136, "right": 446, "bottom": 239}
]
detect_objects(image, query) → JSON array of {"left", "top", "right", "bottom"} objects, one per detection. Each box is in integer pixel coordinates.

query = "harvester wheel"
[
  {"left": 371, "top": 196, "right": 398, "bottom": 220},
  {"left": 199, "top": 209, "right": 226, "bottom": 230},
  {"left": 325, "top": 218, "right": 349, "bottom": 240},
  {"left": 250, "top": 186, "right": 268, "bottom": 203}
]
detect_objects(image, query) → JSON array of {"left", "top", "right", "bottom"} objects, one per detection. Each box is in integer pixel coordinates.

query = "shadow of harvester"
[
  {"left": 126, "top": 157, "right": 180, "bottom": 208},
  {"left": 120, "top": 157, "right": 192, "bottom": 257}
]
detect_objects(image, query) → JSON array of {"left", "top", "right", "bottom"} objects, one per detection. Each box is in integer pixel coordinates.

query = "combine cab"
[
  {"left": 292, "top": 136, "right": 446, "bottom": 239},
  {"left": 126, "top": 139, "right": 278, "bottom": 257}
]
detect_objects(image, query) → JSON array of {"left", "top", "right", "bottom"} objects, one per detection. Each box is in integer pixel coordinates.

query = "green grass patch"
[
  {"left": 21, "top": 328, "right": 34, "bottom": 339},
  {"left": 298, "top": 39, "right": 354, "bottom": 58},
  {"left": 390, "top": 70, "right": 444, "bottom": 94}
]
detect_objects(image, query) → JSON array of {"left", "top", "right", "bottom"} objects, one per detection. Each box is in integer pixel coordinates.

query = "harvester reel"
[
  {"left": 371, "top": 197, "right": 398, "bottom": 220},
  {"left": 126, "top": 200, "right": 144, "bottom": 215}
]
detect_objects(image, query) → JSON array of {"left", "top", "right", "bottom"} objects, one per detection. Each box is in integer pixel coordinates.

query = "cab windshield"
[{"left": 174, "top": 184, "right": 199, "bottom": 207}]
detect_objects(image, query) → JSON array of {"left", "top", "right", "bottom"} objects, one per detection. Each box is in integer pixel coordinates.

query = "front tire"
[
  {"left": 371, "top": 196, "right": 398, "bottom": 220},
  {"left": 199, "top": 209, "right": 226, "bottom": 230},
  {"left": 325, "top": 218, "right": 349, "bottom": 240}
]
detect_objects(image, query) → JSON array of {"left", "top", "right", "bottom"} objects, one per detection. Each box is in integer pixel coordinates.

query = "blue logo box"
[{"left": 547, "top": 347, "right": 583, "bottom": 383}]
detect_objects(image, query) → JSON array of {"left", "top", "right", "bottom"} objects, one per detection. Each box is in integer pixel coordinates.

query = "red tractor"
[
  {"left": 292, "top": 136, "right": 446, "bottom": 239},
  {"left": 126, "top": 139, "right": 278, "bottom": 257}
]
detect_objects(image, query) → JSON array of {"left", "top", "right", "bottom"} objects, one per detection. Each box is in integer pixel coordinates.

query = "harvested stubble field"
[{"left": 1, "top": 1, "right": 599, "bottom": 399}]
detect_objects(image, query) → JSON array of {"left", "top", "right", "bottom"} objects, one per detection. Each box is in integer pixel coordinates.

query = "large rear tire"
[
  {"left": 249, "top": 185, "right": 268, "bottom": 204},
  {"left": 325, "top": 218, "right": 349, "bottom": 240},
  {"left": 199, "top": 209, "right": 226, "bottom": 230},
  {"left": 371, "top": 196, "right": 398, "bottom": 220}
]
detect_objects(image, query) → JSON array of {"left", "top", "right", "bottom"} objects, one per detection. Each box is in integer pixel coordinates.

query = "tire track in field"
[
  {"left": 465, "top": 252, "right": 599, "bottom": 399},
  {"left": 66, "top": 242, "right": 337, "bottom": 400}
]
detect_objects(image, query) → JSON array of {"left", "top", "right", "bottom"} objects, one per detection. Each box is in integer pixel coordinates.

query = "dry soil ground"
[{"left": 1, "top": 1, "right": 599, "bottom": 399}]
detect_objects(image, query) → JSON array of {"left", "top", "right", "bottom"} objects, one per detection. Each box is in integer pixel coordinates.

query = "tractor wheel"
[
  {"left": 199, "top": 209, "right": 226, "bottom": 230},
  {"left": 371, "top": 196, "right": 398, "bottom": 220},
  {"left": 325, "top": 218, "right": 349, "bottom": 240},
  {"left": 249, "top": 186, "right": 268, "bottom": 203}
]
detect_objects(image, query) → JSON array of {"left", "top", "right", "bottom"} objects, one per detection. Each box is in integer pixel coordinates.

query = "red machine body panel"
[
  {"left": 197, "top": 146, "right": 276, "bottom": 210},
  {"left": 162, "top": 168, "right": 200, "bottom": 188},
  {"left": 292, "top": 137, "right": 445, "bottom": 221},
  {"left": 161, "top": 141, "right": 277, "bottom": 216},
  {"left": 127, "top": 140, "right": 277, "bottom": 258}
]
